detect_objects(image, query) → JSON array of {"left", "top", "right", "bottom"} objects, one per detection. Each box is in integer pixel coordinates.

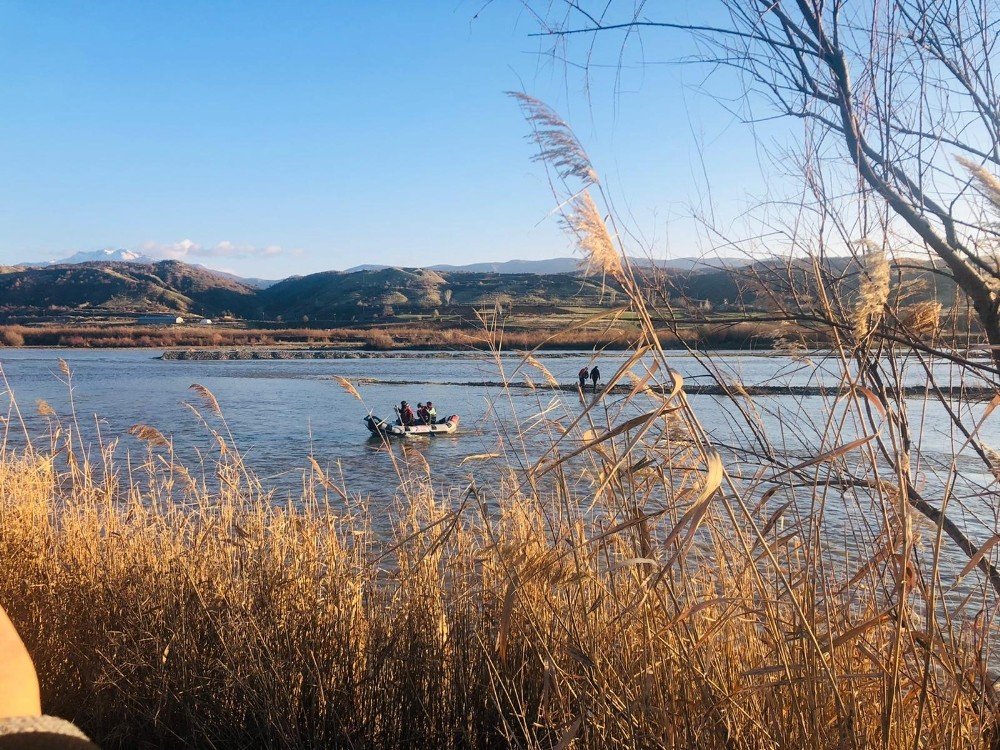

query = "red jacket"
[{"left": 400, "top": 405, "right": 415, "bottom": 425}]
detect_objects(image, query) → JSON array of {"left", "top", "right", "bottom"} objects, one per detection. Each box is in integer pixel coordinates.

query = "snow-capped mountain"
[
  {"left": 50, "top": 248, "right": 156, "bottom": 264},
  {"left": 17, "top": 248, "right": 156, "bottom": 266},
  {"left": 14, "top": 248, "right": 279, "bottom": 288}
]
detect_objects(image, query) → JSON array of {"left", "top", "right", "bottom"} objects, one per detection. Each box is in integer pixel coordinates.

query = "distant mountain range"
[
  {"left": 0, "top": 261, "right": 618, "bottom": 321},
  {"left": 16, "top": 251, "right": 750, "bottom": 293},
  {"left": 345, "top": 256, "right": 750, "bottom": 275},
  {"left": 29, "top": 248, "right": 157, "bottom": 265},
  {"left": 0, "top": 255, "right": 955, "bottom": 324},
  {"left": 21, "top": 250, "right": 750, "bottom": 285},
  {"left": 21, "top": 249, "right": 279, "bottom": 289}
]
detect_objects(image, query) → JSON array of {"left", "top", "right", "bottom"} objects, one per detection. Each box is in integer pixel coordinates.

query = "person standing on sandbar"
[{"left": 590, "top": 365, "right": 600, "bottom": 392}]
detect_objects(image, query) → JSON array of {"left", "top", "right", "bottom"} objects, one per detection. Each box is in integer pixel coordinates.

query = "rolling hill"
[
  {"left": 0, "top": 261, "right": 257, "bottom": 318},
  {"left": 255, "top": 267, "right": 613, "bottom": 320},
  {"left": 0, "top": 256, "right": 959, "bottom": 325},
  {"left": 0, "top": 261, "right": 614, "bottom": 322},
  {"left": 344, "top": 256, "right": 752, "bottom": 275}
]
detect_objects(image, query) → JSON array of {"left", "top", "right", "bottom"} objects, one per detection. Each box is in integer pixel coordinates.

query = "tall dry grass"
[
  {"left": 0, "top": 321, "right": 820, "bottom": 352},
  {"left": 0, "top": 350, "right": 994, "bottom": 748}
]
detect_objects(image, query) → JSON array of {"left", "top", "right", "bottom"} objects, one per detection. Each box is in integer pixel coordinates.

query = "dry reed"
[{"left": 0, "top": 347, "right": 992, "bottom": 748}]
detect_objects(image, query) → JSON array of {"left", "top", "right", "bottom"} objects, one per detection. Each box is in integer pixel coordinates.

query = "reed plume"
[
  {"left": 958, "top": 155, "right": 1000, "bottom": 211},
  {"left": 188, "top": 383, "right": 222, "bottom": 416},
  {"left": 524, "top": 354, "right": 560, "bottom": 388},
  {"left": 127, "top": 424, "right": 169, "bottom": 448},
  {"left": 507, "top": 91, "right": 598, "bottom": 187},
  {"left": 852, "top": 244, "right": 890, "bottom": 341},
  {"left": 563, "top": 192, "right": 623, "bottom": 279},
  {"left": 900, "top": 299, "right": 942, "bottom": 337},
  {"left": 333, "top": 375, "right": 363, "bottom": 402}
]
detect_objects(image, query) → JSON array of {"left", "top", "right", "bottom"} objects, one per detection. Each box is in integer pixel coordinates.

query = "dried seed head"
[
  {"left": 333, "top": 376, "right": 362, "bottom": 401},
  {"left": 900, "top": 300, "right": 942, "bottom": 336},
  {"left": 525, "top": 355, "right": 560, "bottom": 389},
  {"left": 128, "top": 424, "right": 169, "bottom": 448},
  {"left": 189, "top": 383, "right": 222, "bottom": 416},
  {"left": 957, "top": 155, "right": 1000, "bottom": 212},
  {"left": 508, "top": 91, "right": 598, "bottom": 187},
  {"left": 563, "top": 193, "right": 623, "bottom": 279},
  {"left": 852, "top": 245, "right": 890, "bottom": 341}
]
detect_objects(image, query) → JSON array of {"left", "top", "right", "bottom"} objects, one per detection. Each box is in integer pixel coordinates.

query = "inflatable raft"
[{"left": 365, "top": 414, "right": 459, "bottom": 437}]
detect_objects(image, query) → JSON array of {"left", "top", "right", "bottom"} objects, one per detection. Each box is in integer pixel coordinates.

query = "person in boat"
[
  {"left": 417, "top": 403, "right": 430, "bottom": 424},
  {"left": 590, "top": 365, "right": 601, "bottom": 392},
  {"left": 425, "top": 401, "right": 437, "bottom": 424},
  {"left": 399, "top": 400, "right": 415, "bottom": 426},
  {"left": 578, "top": 366, "right": 589, "bottom": 390}
]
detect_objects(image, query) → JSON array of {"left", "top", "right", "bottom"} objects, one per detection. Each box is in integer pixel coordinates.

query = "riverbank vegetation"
[
  {"left": 0, "top": 354, "right": 996, "bottom": 748},
  {"left": 0, "top": 314, "right": 982, "bottom": 353},
  {"left": 0, "top": 318, "right": 818, "bottom": 351}
]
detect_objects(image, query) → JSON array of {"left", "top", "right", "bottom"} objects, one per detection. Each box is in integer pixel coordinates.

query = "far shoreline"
[
  {"left": 155, "top": 346, "right": 797, "bottom": 360},
  {"left": 0, "top": 344, "right": 791, "bottom": 359},
  {"left": 1, "top": 317, "right": 990, "bottom": 360}
]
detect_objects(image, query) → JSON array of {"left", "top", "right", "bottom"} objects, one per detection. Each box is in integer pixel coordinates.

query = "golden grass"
[
  {"left": 0, "top": 370, "right": 994, "bottom": 749},
  {"left": 852, "top": 246, "right": 890, "bottom": 342},
  {"left": 563, "top": 192, "right": 623, "bottom": 279},
  {"left": 0, "top": 321, "right": 822, "bottom": 352}
]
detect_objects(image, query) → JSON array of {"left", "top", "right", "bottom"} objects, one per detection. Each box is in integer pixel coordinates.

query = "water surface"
[{"left": 0, "top": 348, "right": 995, "bottom": 509}]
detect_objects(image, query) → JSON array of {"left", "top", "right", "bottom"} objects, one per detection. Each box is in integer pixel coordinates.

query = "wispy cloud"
[{"left": 140, "top": 239, "right": 290, "bottom": 261}]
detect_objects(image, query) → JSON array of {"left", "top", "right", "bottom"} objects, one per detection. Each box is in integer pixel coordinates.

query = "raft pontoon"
[{"left": 365, "top": 414, "right": 460, "bottom": 437}]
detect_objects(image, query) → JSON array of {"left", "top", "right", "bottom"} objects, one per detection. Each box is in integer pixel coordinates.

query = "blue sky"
[{"left": 0, "top": 1, "right": 770, "bottom": 276}]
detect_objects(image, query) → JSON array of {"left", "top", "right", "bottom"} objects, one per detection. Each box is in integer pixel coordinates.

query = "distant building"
[
  {"left": 199, "top": 318, "right": 213, "bottom": 325},
  {"left": 137, "top": 314, "right": 185, "bottom": 326}
]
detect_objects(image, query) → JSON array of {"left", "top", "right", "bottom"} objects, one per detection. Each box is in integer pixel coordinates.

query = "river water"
[{"left": 0, "top": 348, "right": 996, "bottom": 499}]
